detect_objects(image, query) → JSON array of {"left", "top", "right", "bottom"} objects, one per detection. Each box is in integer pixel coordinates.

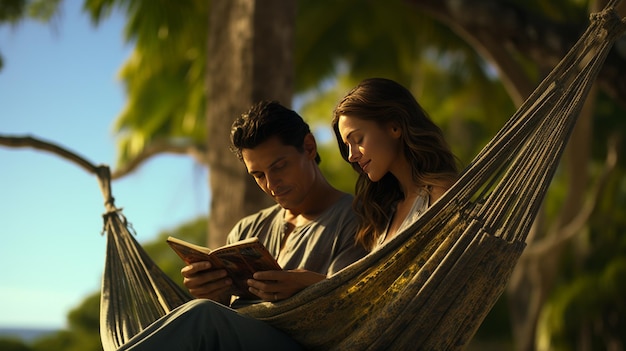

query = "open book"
[{"left": 166, "top": 236, "right": 282, "bottom": 299}]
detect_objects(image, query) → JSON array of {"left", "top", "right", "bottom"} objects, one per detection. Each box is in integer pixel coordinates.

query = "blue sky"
[{"left": 0, "top": 2, "right": 209, "bottom": 329}]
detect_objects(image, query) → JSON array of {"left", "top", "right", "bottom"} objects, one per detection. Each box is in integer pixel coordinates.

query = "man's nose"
[{"left": 266, "top": 174, "right": 280, "bottom": 194}]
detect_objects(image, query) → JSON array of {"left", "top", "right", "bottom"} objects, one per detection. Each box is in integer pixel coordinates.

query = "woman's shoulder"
[{"left": 430, "top": 178, "right": 456, "bottom": 203}]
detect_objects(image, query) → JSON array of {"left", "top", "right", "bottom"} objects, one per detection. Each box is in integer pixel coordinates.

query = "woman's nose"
[{"left": 348, "top": 145, "right": 360, "bottom": 162}]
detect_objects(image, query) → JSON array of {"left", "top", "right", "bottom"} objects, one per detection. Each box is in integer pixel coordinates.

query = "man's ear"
[{"left": 303, "top": 133, "right": 317, "bottom": 159}]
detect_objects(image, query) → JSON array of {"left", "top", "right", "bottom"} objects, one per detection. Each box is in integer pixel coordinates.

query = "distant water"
[{"left": 0, "top": 327, "right": 59, "bottom": 343}]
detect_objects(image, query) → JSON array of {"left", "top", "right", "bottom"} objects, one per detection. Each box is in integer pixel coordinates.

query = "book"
[{"left": 166, "top": 236, "right": 282, "bottom": 299}]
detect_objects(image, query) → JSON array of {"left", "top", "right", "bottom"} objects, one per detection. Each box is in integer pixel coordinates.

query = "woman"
[{"left": 332, "top": 77, "right": 460, "bottom": 250}]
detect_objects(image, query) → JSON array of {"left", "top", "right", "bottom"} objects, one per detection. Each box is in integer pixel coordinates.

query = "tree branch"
[
  {"left": 0, "top": 134, "right": 117, "bottom": 209},
  {"left": 0, "top": 134, "right": 207, "bottom": 180},
  {"left": 0, "top": 134, "right": 207, "bottom": 209},
  {"left": 0, "top": 134, "right": 101, "bottom": 174},
  {"left": 111, "top": 139, "right": 207, "bottom": 179}
]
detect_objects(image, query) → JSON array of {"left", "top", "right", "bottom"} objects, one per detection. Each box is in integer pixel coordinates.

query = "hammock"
[{"left": 98, "top": 3, "right": 626, "bottom": 350}]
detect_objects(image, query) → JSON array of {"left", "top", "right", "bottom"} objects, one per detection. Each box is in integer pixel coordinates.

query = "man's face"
[{"left": 242, "top": 135, "right": 317, "bottom": 210}]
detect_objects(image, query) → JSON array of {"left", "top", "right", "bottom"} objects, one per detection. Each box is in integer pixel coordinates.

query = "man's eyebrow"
[
  {"left": 248, "top": 155, "right": 287, "bottom": 174},
  {"left": 267, "top": 155, "right": 288, "bottom": 168}
]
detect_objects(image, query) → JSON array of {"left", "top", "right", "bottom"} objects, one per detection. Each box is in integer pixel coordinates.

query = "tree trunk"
[{"left": 205, "top": 0, "right": 295, "bottom": 248}]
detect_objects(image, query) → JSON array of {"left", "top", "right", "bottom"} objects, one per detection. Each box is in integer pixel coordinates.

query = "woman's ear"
[
  {"left": 389, "top": 123, "right": 402, "bottom": 139},
  {"left": 303, "top": 133, "right": 318, "bottom": 159}
]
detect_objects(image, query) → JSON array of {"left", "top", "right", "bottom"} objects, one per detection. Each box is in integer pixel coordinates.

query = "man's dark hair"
[{"left": 230, "top": 100, "right": 321, "bottom": 164}]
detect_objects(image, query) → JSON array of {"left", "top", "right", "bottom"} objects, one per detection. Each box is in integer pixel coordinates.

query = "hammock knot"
[
  {"left": 101, "top": 208, "right": 136, "bottom": 237},
  {"left": 96, "top": 165, "right": 117, "bottom": 212},
  {"left": 590, "top": 2, "right": 626, "bottom": 41}
]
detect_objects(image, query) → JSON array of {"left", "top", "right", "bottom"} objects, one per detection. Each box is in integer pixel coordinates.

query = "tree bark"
[{"left": 205, "top": 0, "right": 295, "bottom": 248}]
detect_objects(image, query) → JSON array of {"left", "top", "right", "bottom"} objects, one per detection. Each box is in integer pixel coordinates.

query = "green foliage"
[
  {"left": 0, "top": 0, "right": 60, "bottom": 23},
  {"left": 295, "top": 0, "right": 426, "bottom": 90},
  {"left": 0, "top": 0, "right": 62, "bottom": 71},
  {"left": 318, "top": 141, "right": 359, "bottom": 194},
  {"left": 25, "top": 0, "right": 61, "bottom": 22},
  {"left": 510, "top": 0, "right": 587, "bottom": 22},
  {"left": 67, "top": 294, "right": 101, "bottom": 332},
  {"left": 26, "top": 294, "right": 103, "bottom": 351},
  {"left": 537, "top": 258, "right": 626, "bottom": 350},
  {"left": 0, "top": 338, "right": 31, "bottom": 351},
  {"left": 0, "top": 0, "right": 26, "bottom": 23},
  {"left": 299, "top": 75, "right": 362, "bottom": 193},
  {"left": 32, "top": 329, "right": 102, "bottom": 351},
  {"left": 83, "top": 0, "right": 208, "bottom": 166},
  {"left": 295, "top": 0, "right": 487, "bottom": 93},
  {"left": 594, "top": 92, "right": 626, "bottom": 165},
  {"left": 534, "top": 168, "right": 626, "bottom": 350},
  {"left": 414, "top": 56, "right": 516, "bottom": 166}
]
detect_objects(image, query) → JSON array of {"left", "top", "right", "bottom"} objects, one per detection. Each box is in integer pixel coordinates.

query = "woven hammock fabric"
[
  {"left": 99, "top": 3, "right": 626, "bottom": 350},
  {"left": 98, "top": 170, "right": 193, "bottom": 351}
]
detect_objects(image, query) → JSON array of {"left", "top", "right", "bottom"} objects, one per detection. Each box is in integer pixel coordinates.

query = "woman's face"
[{"left": 337, "top": 115, "right": 402, "bottom": 182}]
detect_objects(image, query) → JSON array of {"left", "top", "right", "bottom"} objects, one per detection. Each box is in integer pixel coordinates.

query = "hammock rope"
[
  {"left": 98, "top": 3, "right": 626, "bottom": 350},
  {"left": 97, "top": 167, "right": 193, "bottom": 350}
]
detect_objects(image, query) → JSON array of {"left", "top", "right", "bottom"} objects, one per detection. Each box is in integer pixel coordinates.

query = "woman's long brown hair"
[{"left": 332, "top": 78, "right": 459, "bottom": 250}]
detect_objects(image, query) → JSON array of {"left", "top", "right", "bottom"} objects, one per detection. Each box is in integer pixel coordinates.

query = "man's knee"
[{"left": 179, "top": 299, "right": 228, "bottom": 317}]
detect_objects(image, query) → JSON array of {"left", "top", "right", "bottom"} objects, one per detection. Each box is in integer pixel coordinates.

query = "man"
[
  {"left": 182, "top": 100, "right": 367, "bottom": 307},
  {"left": 116, "top": 101, "right": 367, "bottom": 350}
]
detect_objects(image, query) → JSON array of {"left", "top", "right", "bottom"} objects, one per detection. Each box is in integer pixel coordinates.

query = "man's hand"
[
  {"left": 181, "top": 261, "right": 232, "bottom": 305},
  {"left": 246, "top": 269, "right": 326, "bottom": 302}
]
